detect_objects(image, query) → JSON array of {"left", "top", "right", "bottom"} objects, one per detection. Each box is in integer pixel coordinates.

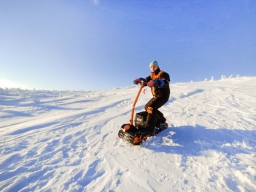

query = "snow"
[{"left": 0, "top": 76, "right": 256, "bottom": 192}]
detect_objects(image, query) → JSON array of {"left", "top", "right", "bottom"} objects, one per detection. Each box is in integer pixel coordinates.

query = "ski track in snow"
[{"left": 0, "top": 77, "right": 256, "bottom": 192}]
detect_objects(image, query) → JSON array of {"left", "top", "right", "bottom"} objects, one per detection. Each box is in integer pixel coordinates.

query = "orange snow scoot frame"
[
  {"left": 126, "top": 82, "right": 145, "bottom": 129},
  {"left": 118, "top": 79, "right": 168, "bottom": 145},
  {"left": 118, "top": 81, "right": 148, "bottom": 145}
]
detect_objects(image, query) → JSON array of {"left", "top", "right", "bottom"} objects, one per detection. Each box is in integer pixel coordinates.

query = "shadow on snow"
[{"left": 146, "top": 125, "right": 256, "bottom": 158}]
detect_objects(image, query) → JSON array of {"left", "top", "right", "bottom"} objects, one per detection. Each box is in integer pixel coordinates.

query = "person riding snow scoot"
[{"left": 118, "top": 60, "right": 170, "bottom": 145}]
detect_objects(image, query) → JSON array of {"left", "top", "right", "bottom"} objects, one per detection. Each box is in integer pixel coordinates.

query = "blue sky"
[{"left": 0, "top": 0, "right": 255, "bottom": 91}]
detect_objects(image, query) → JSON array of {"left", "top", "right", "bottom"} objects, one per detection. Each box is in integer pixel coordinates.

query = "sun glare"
[{"left": 0, "top": 79, "right": 29, "bottom": 89}]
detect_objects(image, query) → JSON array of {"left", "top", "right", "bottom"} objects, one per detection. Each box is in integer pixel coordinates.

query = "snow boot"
[
  {"left": 157, "top": 111, "right": 166, "bottom": 123},
  {"left": 156, "top": 111, "right": 168, "bottom": 130},
  {"left": 142, "top": 113, "right": 157, "bottom": 136}
]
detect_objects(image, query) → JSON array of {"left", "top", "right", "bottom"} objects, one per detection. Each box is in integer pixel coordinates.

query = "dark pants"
[
  {"left": 143, "top": 97, "right": 169, "bottom": 133},
  {"left": 145, "top": 96, "right": 169, "bottom": 119}
]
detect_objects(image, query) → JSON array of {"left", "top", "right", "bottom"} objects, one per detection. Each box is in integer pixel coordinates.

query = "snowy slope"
[{"left": 0, "top": 76, "right": 256, "bottom": 192}]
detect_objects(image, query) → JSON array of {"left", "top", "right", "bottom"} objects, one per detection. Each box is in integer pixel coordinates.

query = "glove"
[
  {"left": 147, "top": 80, "right": 164, "bottom": 88},
  {"left": 133, "top": 78, "right": 146, "bottom": 84}
]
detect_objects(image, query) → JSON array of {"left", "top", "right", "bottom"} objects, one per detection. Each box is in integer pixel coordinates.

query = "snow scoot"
[{"left": 118, "top": 79, "right": 168, "bottom": 145}]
